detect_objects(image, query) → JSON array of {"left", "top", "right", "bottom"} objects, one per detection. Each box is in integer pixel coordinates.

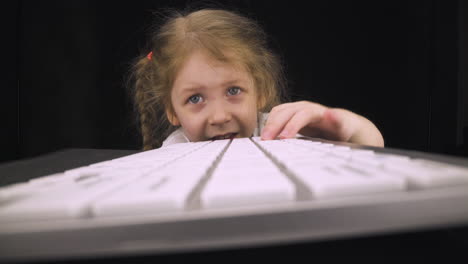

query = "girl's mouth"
[{"left": 210, "top": 133, "right": 238, "bottom": 140}]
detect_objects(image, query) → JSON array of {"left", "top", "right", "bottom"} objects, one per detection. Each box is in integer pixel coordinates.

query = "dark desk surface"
[{"left": 0, "top": 148, "right": 138, "bottom": 187}]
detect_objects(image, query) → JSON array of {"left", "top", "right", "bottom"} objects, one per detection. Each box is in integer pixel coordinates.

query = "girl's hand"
[{"left": 260, "top": 101, "right": 384, "bottom": 147}]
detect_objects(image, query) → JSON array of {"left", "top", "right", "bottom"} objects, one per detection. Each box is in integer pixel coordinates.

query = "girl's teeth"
[{"left": 213, "top": 133, "right": 236, "bottom": 140}]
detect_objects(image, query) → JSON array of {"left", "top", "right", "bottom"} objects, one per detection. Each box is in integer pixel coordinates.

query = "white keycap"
[
  {"left": 0, "top": 142, "right": 214, "bottom": 221},
  {"left": 384, "top": 159, "right": 468, "bottom": 188},
  {"left": 0, "top": 182, "right": 35, "bottom": 202},
  {"left": 93, "top": 140, "right": 229, "bottom": 216},
  {"left": 0, "top": 171, "right": 144, "bottom": 222},
  {"left": 92, "top": 170, "right": 200, "bottom": 216},
  {"left": 292, "top": 165, "right": 405, "bottom": 198},
  {"left": 0, "top": 173, "right": 73, "bottom": 203},
  {"left": 201, "top": 173, "right": 295, "bottom": 208},
  {"left": 256, "top": 139, "right": 405, "bottom": 198},
  {"left": 201, "top": 138, "right": 296, "bottom": 209}
]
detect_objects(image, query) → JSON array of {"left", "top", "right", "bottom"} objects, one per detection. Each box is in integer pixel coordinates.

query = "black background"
[
  {"left": 1, "top": 0, "right": 468, "bottom": 163},
  {"left": 0, "top": 1, "right": 468, "bottom": 262}
]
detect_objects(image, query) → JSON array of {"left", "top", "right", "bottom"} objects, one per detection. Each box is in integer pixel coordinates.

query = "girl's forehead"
[{"left": 175, "top": 50, "right": 254, "bottom": 86}]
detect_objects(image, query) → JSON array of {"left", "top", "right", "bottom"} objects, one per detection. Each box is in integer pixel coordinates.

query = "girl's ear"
[{"left": 166, "top": 108, "right": 180, "bottom": 126}]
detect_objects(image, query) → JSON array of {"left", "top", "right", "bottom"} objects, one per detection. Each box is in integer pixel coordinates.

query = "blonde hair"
[{"left": 131, "top": 8, "right": 287, "bottom": 150}]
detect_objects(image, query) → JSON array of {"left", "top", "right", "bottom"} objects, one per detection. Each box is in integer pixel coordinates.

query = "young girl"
[{"left": 131, "top": 9, "right": 384, "bottom": 150}]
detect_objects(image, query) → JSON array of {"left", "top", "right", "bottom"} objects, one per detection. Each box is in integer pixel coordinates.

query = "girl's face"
[{"left": 167, "top": 51, "right": 258, "bottom": 142}]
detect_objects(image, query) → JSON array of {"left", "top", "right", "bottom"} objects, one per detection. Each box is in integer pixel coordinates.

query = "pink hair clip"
[{"left": 147, "top": 51, "right": 153, "bottom": 60}]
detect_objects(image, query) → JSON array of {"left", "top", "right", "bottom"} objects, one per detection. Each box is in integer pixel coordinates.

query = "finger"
[
  {"left": 320, "top": 108, "right": 342, "bottom": 131},
  {"left": 278, "top": 108, "right": 325, "bottom": 139},
  {"left": 319, "top": 108, "right": 354, "bottom": 141},
  {"left": 261, "top": 104, "right": 303, "bottom": 140}
]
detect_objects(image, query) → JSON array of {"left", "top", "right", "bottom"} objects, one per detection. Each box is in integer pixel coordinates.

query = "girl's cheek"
[
  {"left": 182, "top": 126, "right": 200, "bottom": 141},
  {"left": 184, "top": 116, "right": 205, "bottom": 133}
]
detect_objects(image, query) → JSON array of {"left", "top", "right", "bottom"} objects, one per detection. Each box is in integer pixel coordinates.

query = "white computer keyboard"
[{"left": 1, "top": 137, "right": 468, "bottom": 262}]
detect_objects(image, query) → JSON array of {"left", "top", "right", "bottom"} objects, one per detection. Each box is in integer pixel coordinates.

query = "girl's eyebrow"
[
  {"left": 181, "top": 86, "right": 203, "bottom": 93},
  {"left": 179, "top": 79, "right": 246, "bottom": 95},
  {"left": 177, "top": 85, "right": 205, "bottom": 97}
]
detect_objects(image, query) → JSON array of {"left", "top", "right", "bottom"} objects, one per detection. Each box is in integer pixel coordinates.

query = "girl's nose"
[{"left": 208, "top": 104, "right": 232, "bottom": 126}]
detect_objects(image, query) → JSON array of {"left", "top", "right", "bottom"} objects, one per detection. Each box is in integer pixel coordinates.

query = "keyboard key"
[
  {"left": 255, "top": 139, "right": 405, "bottom": 198},
  {"left": 291, "top": 164, "right": 405, "bottom": 198},
  {"left": 0, "top": 170, "right": 145, "bottom": 222},
  {"left": 383, "top": 159, "right": 468, "bottom": 188},
  {"left": 201, "top": 138, "right": 295, "bottom": 208},
  {"left": 93, "top": 140, "right": 229, "bottom": 216}
]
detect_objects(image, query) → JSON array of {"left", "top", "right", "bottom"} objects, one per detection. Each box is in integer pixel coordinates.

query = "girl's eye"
[
  {"left": 188, "top": 94, "right": 203, "bottom": 104},
  {"left": 227, "top": 86, "right": 241, "bottom": 96}
]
